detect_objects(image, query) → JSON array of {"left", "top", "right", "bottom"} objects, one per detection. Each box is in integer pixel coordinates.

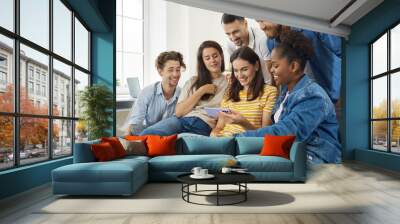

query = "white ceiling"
[
  {"left": 166, "top": 0, "right": 384, "bottom": 37},
  {"left": 225, "top": 0, "right": 352, "bottom": 23}
]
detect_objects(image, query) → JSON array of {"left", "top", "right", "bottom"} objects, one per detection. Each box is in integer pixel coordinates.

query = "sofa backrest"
[
  {"left": 235, "top": 137, "right": 264, "bottom": 155},
  {"left": 73, "top": 139, "right": 100, "bottom": 163},
  {"left": 177, "top": 136, "right": 236, "bottom": 155}
]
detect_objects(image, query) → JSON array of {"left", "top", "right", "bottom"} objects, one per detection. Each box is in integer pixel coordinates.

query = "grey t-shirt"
[{"left": 178, "top": 75, "right": 228, "bottom": 128}]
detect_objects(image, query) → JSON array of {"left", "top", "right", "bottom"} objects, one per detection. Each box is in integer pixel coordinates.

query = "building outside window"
[{"left": 370, "top": 23, "right": 400, "bottom": 154}]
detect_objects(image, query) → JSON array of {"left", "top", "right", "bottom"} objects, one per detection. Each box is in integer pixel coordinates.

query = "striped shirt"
[{"left": 219, "top": 84, "right": 277, "bottom": 136}]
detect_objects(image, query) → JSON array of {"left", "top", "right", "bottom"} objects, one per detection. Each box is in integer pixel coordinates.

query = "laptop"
[{"left": 127, "top": 77, "right": 141, "bottom": 98}]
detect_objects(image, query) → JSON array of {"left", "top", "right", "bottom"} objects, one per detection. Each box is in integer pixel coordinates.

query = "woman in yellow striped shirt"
[{"left": 211, "top": 47, "right": 277, "bottom": 137}]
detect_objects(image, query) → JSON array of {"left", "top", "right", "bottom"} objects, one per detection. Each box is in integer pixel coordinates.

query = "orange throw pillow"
[
  {"left": 260, "top": 135, "right": 296, "bottom": 159},
  {"left": 91, "top": 142, "right": 117, "bottom": 162},
  {"left": 101, "top": 137, "right": 127, "bottom": 158},
  {"left": 125, "top": 135, "right": 148, "bottom": 142},
  {"left": 146, "top": 135, "right": 177, "bottom": 157}
]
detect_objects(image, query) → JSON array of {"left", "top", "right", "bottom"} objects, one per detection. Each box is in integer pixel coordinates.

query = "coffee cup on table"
[
  {"left": 191, "top": 167, "right": 202, "bottom": 176},
  {"left": 199, "top": 169, "right": 208, "bottom": 176},
  {"left": 221, "top": 167, "right": 231, "bottom": 174}
]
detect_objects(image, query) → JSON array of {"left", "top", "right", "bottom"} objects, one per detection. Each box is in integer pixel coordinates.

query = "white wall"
[{"left": 145, "top": 0, "right": 229, "bottom": 87}]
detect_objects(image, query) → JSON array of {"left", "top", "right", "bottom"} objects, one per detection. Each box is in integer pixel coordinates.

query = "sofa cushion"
[
  {"left": 101, "top": 137, "right": 127, "bottom": 158},
  {"left": 236, "top": 155, "right": 293, "bottom": 172},
  {"left": 148, "top": 154, "right": 235, "bottom": 172},
  {"left": 91, "top": 142, "right": 118, "bottom": 161},
  {"left": 260, "top": 135, "right": 296, "bottom": 159},
  {"left": 147, "top": 135, "right": 177, "bottom": 157},
  {"left": 177, "top": 136, "right": 235, "bottom": 155},
  {"left": 235, "top": 137, "right": 264, "bottom": 155},
  {"left": 52, "top": 158, "right": 147, "bottom": 183}
]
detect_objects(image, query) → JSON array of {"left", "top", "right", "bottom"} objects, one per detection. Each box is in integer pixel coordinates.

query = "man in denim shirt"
[{"left": 232, "top": 31, "right": 341, "bottom": 164}]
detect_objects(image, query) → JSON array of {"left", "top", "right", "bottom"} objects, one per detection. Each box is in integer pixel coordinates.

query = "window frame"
[
  {"left": 370, "top": 20, "right": 400, "bottom": 154},
  {"left": 0, "top": 0, "right": 92, "bottom": 171}
]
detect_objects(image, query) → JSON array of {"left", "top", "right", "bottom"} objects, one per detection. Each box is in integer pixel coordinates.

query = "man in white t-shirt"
[{"left": 221, "top": 14, "right": 271, "bottom": 84}]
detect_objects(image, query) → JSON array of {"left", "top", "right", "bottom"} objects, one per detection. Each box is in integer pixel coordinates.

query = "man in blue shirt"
[
  {"left": 257, "top": 20, "right": 342, "bottom": 103},
  {"left": 125, "top": 51, "right": 185, "bottom": 135}
]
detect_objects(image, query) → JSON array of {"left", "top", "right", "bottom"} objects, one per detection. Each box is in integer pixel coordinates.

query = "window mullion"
[{"left": 14, "top": 0, "right": 21, "bottom": 167}]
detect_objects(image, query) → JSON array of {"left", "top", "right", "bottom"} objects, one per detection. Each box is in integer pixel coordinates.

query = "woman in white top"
[{"left": 140, "top": 40, "right": 228, "bottom": 136}]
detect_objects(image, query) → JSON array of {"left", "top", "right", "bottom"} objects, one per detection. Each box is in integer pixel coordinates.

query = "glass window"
[
  {"left": 372, "top": 34, "right": 387, "bottom": 76},
  {"left": 391, "top": 24, "right": 400, "bottom": 70},
  {"left": 28, "top": 81, "right": 34, "bottom": 93},
  {"left": 74, "top": 69, "right": 89, "bottom": 118},
  {"left": 20, "top": 44, "right": 49, "bottom": 115},
  {"left": 53, "top": 0, "right": 72, "bottom": 60},
  {"left": 122, "top": 0, "right": 143, "bottom": 19},
  {"left": 0, "top": 0, "right": 92, "bottom": 170},
  {"left": 391, "top": 120, "right": 400, "bottom": 153},
  {"left": 391, "top": 72, "right": 400, "bottom": 118},
  {"left": 0, "top": 34, "right": 14, "bottom": 113},
  {"left": 28, "top": 67, "right": 34, "bottom": 79},
  {"left": 372, "top": 77, "right": 387, "bottom": 119},
  {"left": 53, "top": 59, "right": 72, "bottom": 117},
  {"left": 0, "top": 116, "right": 13, "bottom": 170},
  {"left": 372, "top": 121, "right": 388, "bottom": 152},
  {"left": 123, "top": 52, "right": 143, "bottom": 85},
  {"left": 20, "top": 0, "right": 49, "bottom": 49},
  {"left": 20, "top": 117, "right": 49, "bottom": 165},
  {"left": 0, "top": 0, "right": 14, "bottom": 31},
  {"left": 74, "top": 18, "right": 89, "bottom": 70},
  {"left": 53, "top": 119, "right": 72, "bottom": 158},
  {"left": 75, "top": 120, "right": 88, "bottom": 143},
  {"left": 116, "top": 16, "right": 123, "bottom": 52},
  {"left": 123, "top": 17, "right": 143, "bottom": 53}
]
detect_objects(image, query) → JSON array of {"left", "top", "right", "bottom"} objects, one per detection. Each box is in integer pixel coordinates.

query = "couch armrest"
[
  {"left": 289, "top": 141, "right": 307, "bottom": 181},
  {"left": 73, "top": 140, "right": 100, "bottom": 163}
]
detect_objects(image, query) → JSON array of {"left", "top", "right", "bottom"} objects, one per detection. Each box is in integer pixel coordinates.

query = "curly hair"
[
  {"left": 155, "top": 51, "right": 186, "bottom": 70},
  {"left": 275, "top": 30, "right": 314, "bottom": 70}
]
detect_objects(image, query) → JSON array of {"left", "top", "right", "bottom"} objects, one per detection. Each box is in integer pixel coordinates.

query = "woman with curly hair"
[{"left": 236, "top": 30, "right": 341, "bottom": 164}]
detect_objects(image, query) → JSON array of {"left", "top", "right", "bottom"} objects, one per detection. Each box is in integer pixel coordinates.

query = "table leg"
[
  {"left": 217, "top": 184, "right": 219, "bottom": 206},
  {"left": 245, "top": 183, "right": 247, "bottom": 201}
]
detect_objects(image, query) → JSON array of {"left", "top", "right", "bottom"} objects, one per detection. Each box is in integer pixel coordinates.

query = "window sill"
[{"left": 0, "top": 156, "right": 72, "bottom": 175}]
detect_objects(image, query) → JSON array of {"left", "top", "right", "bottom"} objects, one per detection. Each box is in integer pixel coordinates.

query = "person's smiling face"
[
  {"left": 202, "top": 47, "right": 223, "bottom": 74},
  {"left": 232, "top": 58, "right": 258, "bottom": 89}
]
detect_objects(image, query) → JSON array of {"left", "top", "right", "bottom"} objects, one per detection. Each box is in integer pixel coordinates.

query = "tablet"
[{"left": 204, "top": 107, "right": 231, "bottom": 118}]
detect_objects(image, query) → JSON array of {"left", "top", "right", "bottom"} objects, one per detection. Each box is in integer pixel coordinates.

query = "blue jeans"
[{"left": 140, "top": 116, "right": 211, "bottom": 136}]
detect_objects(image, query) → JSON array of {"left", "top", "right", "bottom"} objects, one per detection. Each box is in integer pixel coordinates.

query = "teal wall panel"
[{"left": 0, "top": 158, "right": 72, "bottom": 199}]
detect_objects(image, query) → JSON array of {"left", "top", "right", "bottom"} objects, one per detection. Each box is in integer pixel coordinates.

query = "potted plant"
[{"left": 79, "top": 84, "right": 113, "bottom": 140}]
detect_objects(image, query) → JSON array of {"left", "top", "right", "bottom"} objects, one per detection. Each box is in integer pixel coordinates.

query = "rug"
[{"left": 38, "top": 183, "right": 362, "bottom": 214}]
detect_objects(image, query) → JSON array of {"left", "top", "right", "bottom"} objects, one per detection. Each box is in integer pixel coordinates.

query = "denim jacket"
[{"left": 238, "top": 75, "right": 341, "bottom": 163}]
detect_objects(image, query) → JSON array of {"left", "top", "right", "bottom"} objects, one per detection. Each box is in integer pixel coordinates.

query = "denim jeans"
[{"left": 140, "top": 116, "right": 211, "bottom": 136}]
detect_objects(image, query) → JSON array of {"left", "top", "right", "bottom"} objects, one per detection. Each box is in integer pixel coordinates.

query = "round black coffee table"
[{"left": 177, "top": 173, "right": 255, "bottom": 206}]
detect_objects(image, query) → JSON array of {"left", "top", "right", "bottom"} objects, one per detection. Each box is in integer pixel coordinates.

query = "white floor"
[{"left": 1, "top": 162, "right": 400, "bottom": 224}]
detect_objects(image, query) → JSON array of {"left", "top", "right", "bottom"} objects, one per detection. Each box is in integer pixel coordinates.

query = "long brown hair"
[
  {"left": 227, "top": 47, "right": 265, "bottom": 102},
  {"left": 191, "top": 40, "right": 225, "bottom": 101}
]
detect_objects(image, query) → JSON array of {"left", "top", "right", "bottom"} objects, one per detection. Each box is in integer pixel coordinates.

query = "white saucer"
[{"left": 190, "top": 174, "right": 215, "bottom": 179}]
